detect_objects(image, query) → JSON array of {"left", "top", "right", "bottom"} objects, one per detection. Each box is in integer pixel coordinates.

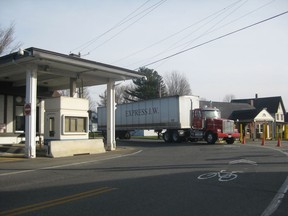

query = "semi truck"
[{"left": 97, "top": 95, "right": 240, "bottom": 144}]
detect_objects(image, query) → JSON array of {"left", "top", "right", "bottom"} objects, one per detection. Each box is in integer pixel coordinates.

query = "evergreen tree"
[{"left": 125, "top": 67, "right": 167, "bottom": 101}]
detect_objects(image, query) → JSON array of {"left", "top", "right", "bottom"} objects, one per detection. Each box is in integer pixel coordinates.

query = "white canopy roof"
[{"left": 0, "top": 47, "right": 143, "bottom": 91}]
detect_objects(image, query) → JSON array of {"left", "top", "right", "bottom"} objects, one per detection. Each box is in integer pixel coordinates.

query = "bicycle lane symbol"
[{"left": 197, "top": 170, "right": 243, "bottom": 182}]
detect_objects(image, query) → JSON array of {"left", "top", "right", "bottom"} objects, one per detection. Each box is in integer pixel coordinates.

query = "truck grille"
[{"left": 223, "top": 120, "right": 234, "bottom": 133}]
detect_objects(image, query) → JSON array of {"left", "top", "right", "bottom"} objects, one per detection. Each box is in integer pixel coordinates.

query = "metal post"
[{"left": 239, "top": 124, "right": 243, "bottom": 143}]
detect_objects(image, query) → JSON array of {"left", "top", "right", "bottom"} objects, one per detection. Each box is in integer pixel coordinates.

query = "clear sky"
[{"left": 1, "top": 0, "right": 288, "bottom": 107}]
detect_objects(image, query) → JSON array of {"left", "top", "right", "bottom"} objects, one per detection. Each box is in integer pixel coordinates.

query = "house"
[
  {"left": 200, "top": 95, "right": 287, "bottom": 140},
  {"left": 230, "top": 96, "right": 286, "bottom": 140}
]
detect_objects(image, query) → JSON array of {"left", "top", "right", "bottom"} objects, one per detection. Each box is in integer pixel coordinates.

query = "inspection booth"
[
  {"left": 0, "top": 47, "right": 144, "bottom": 158},
  {"left": 43, "top": 96, "right": 109, "bottom": 158}
]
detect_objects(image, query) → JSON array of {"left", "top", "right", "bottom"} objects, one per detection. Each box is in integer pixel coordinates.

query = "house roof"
[
  {"left": 0, "top": 47, "right": 144, "bottom": 92},
  {"left": 200, "top": 101, "right": 254, "bottom": 119},
  {"left": 231, "top": 96, "right": 286, "bottom": 114},
  {"left": 200, "top": 96, "right": 287, "bottom": 123},
  {"left": 229, "top": 109, "right": 258, "bottom": 122}
]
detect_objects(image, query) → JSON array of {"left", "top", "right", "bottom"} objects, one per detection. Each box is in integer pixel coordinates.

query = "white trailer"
[
  {"left": 98, "top": 95, "right": 200, "bottom": 139},
  {"left": 98, "top": 95, "right": 240, "bottom": 144}
]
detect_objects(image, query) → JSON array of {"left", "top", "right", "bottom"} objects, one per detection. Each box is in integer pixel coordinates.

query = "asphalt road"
[{"left": 0, "top": 140, "right": 288, "bottom": 216}]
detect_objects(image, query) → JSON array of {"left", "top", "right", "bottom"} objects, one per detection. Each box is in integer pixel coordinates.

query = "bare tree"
[
  {"left": 57, "top": 88, "right": 96, "bottom": 111},
  {"left": 0, "top": 22, "right": 22, "bottom": 56},
  {"left": 223, "top": 94, "right": 236, "bottom": 102},
  {"left": 83, "top": 87, "right": 96, "bottom": 111},
  {"left": 98, "top": 84, "right": 134, "bottom": 107},
  {"left": 57, "top": 89, "right": 70, "bottom": 96},
  {"left": 164, "top": 71, "right": 192, "bottom": 96}
]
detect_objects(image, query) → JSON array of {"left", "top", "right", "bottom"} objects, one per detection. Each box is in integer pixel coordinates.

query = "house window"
[
  {"left": 281, "top": 114, "right": 284, "bottom": 121},
  {"left": 64, "top": 116, "right": 87, "bottom": 133},
  {"left": 257, "top": 124, "right": 263, "bottom": 133}
]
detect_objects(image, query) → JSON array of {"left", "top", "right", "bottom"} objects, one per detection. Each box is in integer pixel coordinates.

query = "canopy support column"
[
  {"left": 106, "top": 80, "right": 116, "bottom": 151},
  {"left": 25, "top": 64, "right": 38, "bottom": 158},
  {"left": 70, "top": 78, "right": 77, "bottom": 97}
]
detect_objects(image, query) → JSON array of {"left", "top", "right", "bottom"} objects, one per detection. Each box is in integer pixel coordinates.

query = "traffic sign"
[{"left": 24, "top": 103, "right": 31, "bottom": 116}]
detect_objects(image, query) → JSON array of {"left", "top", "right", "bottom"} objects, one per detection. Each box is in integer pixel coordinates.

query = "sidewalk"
[{"left": 0, "top": 143, "right": 44, "bottom": 158}]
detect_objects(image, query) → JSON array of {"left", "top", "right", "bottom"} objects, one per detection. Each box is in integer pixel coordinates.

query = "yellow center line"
[
  {"left": 0, "top": 158, "right": 25, "bottom": 162},
  {"left": 0, "top": 187, "right": 117, "bottom": 216}
]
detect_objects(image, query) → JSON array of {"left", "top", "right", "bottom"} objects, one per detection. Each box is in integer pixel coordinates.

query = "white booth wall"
[{"left": 44, "top": 96, "right": 89, "bottom": 141}]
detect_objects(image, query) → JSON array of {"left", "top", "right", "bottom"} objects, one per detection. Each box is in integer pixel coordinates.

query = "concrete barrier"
[{"left": 47, "top": 139, "right": 106, "bottom": 158}]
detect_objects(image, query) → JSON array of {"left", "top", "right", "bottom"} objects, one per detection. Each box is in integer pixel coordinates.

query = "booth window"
[
  {"left": 15, "top": 106, "right": 25, "bottom": 132},
  {"left": 65, "top": 116, "right": 87, "bottom": 132},
  {"left": 49, "top": 117, "right": 55, "bottom": 137}
]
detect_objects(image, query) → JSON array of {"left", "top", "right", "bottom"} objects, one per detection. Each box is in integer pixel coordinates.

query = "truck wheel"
[
  {"left": 172, "top": 131, "right": 181, "bottom": 143},
  {"left": 205, "top": 132, "right": 217, "bottom": 144},
  {"left": 163, "top": 131, "right": 172, "bottom": 143}
]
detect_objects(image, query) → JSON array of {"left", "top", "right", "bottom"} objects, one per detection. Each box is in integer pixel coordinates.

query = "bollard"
[
  {"left": 277, "top": 137, "right": 282, "bottom": 147},
  {"left": 261, "top": 135, "right": 265, "bottom": 146},
  {"left": 261, "top": 123, "right": 266, "bottom": 146},
  {"left": 242, "top": 135, "right": 246, "bottom": 144},
  {"left": 276, "top": 125, "right": 282, "bottom": 147}
]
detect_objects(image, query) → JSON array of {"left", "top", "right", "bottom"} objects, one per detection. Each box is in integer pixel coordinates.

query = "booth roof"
[{"left": 0, "top": 47, "right": 143, "bottom": 90}]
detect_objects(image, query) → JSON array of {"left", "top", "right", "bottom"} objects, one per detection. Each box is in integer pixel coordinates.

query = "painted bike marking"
[{"left": 198, "top": 170, "right": 242, "bottom": 182}]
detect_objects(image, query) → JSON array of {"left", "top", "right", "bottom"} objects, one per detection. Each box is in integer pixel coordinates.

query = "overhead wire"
[
  {"left": 130, "top": 0, "right": 278, "bottom": 69},
  {"left": 179, "top": 0, "right": 249, "bottom": 50},
  {"left": 127, "top": 0, "right": 248, "bottom": 68},
  {"left": 178, "top": 0, "right": 276, "bottom": 51},
  {"left": 70, "top": 0, "right": 155, "bottom": 54},
  {"left": 137, "top": 10, "right": 288, "bottom": 69},
  {"left": 70, "top": 0, "right": 167, "bottom": 55},
  {"left": 87, "top": 0, "right": 167, "bottom": 54},
  {"left": 112, "top": 0, "right": 244, "bottom": 65}
]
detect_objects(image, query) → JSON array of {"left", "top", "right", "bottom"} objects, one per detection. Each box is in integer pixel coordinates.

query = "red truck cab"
[{"left": 192, "top": 107, "right": 240, "bottom": 144}]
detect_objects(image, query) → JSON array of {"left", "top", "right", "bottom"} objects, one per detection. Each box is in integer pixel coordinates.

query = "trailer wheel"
[
  {"left": 124, "top": 132, "right": 131, "bottom": 139},
  {"left": 205, "top": 132, "right": 217, "bottom": 144},
  {"left": 163, "top": 131, "right": 172, "bottom": 143},
  {"left": 172, "top": 130, "right": 181, "bottom": 143}
]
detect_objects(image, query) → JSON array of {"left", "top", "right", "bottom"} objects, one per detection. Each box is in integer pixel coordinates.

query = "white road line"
[
  {"left": 0, "top": 150, "right": 143, "bottom": 177},
  {"left": 229, "top": 159, "right": 258, "bottom": 165},
  {"left": 0, "top": 169, "right": 36, "bottom": 176},
  {"left": 261, "top": 176, "right": 288, "bottom": 216},
  {"left": 241, "top": 144, "right": 288, "bottom": 215}
]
